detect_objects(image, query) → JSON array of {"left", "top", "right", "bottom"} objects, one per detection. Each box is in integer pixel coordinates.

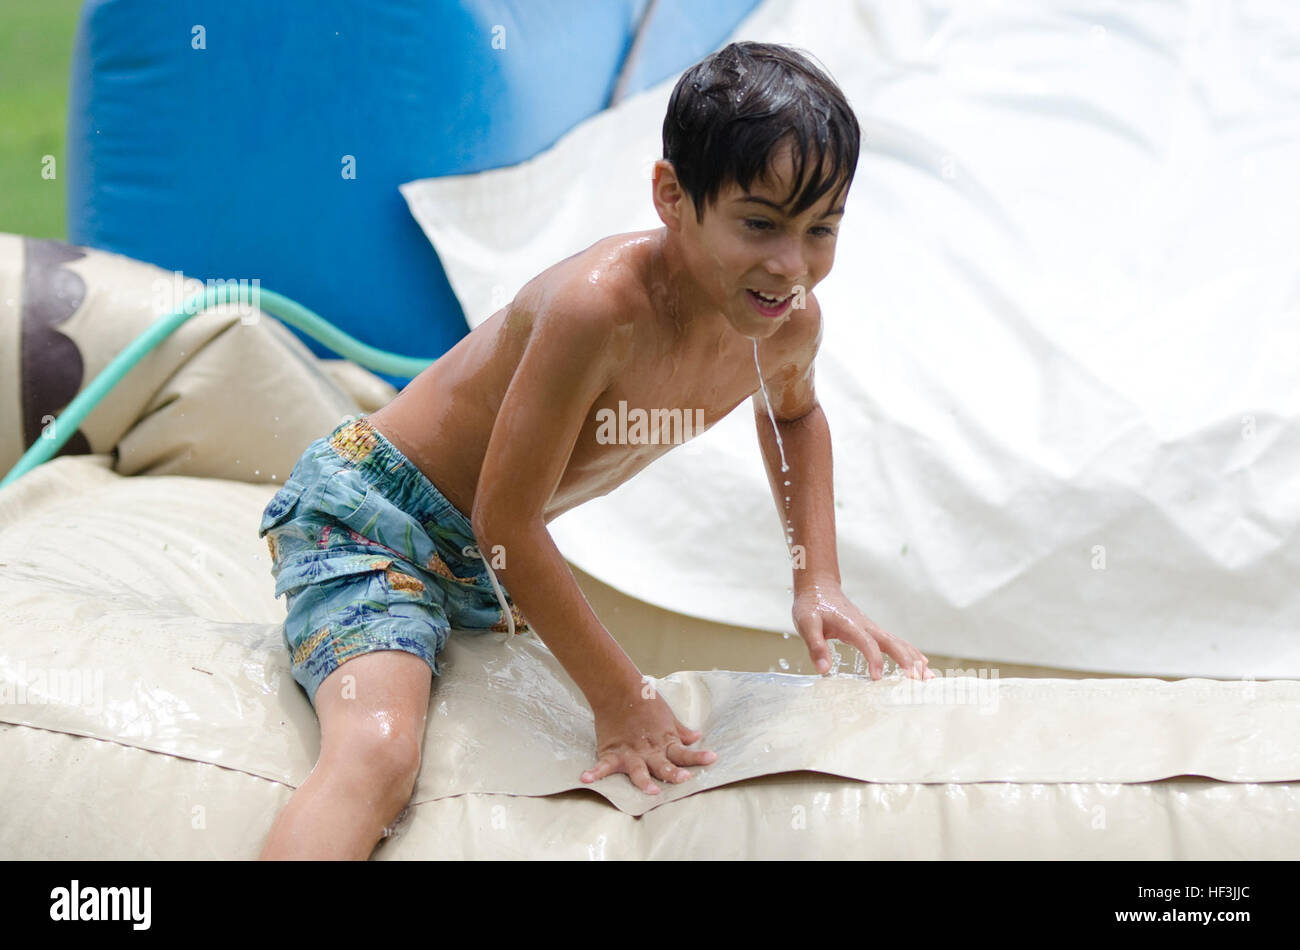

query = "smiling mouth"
[{"left": 745, "top": 288, "right": 793, "bottom": 317}]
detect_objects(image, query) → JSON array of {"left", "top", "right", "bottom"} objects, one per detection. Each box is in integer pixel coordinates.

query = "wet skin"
[
  {"left": 370, "top": 227, "right": 818, "bottom": 522},
  {"left": 368, "top": 141, "right": 932, "bottom": 796}
]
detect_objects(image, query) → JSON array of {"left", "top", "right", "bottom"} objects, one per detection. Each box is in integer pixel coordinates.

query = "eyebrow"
[{"left": 736, "top": 194, "right": 845, "bottom": 218}]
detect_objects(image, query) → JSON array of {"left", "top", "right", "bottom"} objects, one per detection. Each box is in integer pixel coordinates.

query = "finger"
[
  {"left": 892, "top": 642, "right": 924, "bottom": 679},
  {"left": 910, "top": 649, "right": 935, "bottom": 680},
  {"left": 875, "top": 626, "right": 931, "bottom": 679},
  {"left": 676, "top": 722, "right": 702, "bottom": 745},
  {"left": 920, "top": 653, "right": 935, "bottom": 680},
  {"left": 832, "top": 610, "right": 883, "bottom": 678},
  {"left": 628, "top": 758, "right": 660, "bottom": 795},
  {"left": 902, "top": 644, "right": 932, "bottom": 680},
  {"left": 667, "top": 743, "right": 717, "bottom": 768},
  {"left": 853, "top": 612, "right": 915, "bottom": 679},
  {"left": 800, "top": 612, "right": 832, "bottom": 675},
  {"left": 581, "top": 755, "right": 619, "bottom": 784},
  {"left": 851, "top": 628, "right": 886, "bottom": 679},
  {"left": 648, "top": 753, "right": 690, "bottom": 784}
]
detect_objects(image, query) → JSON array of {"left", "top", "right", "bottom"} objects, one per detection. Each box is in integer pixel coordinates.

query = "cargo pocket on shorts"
[
  {"left": 272, "top": 472, "right": 441, "bottom": 602},
  {"left": 259, "top": 477, "right": 307, "bottom": 538},
  {"left": 259, "top": 477, "right": 312, "bottom": 566},
  {"left": 272, "top": 549, "right": 401, "bottom": 600},
  {"left": 286, "top": 560, "right": 441, "bottom": 665}
]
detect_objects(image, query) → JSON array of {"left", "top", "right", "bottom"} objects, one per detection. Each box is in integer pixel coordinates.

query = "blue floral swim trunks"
[{"left": 258, "top": 415, "right": 530, "bottom": 708}]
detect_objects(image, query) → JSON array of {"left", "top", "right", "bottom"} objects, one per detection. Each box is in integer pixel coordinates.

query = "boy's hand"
[
  {"left": 580, "top": 687, "right": 717, "bottom": 795},
  {"left": 793, "top": 585, "right": 934, "bottom": 681}
]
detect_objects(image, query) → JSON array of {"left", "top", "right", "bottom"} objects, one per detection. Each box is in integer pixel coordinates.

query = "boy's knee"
[
  {"left": 312, "top": 652, "right": 433, "bottom": 802},
  {"left": 325, "top": 720, "right": 424, "bottom": 793}
]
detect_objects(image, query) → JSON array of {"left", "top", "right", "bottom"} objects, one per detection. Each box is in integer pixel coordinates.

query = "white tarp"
[{"left": 402, "top": 0, "right": 1300, "bottom": 677}]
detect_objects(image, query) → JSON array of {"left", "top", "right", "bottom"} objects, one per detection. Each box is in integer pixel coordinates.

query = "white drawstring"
[{"left": 461, "top": 543, "right": 515, "bottom": 639}]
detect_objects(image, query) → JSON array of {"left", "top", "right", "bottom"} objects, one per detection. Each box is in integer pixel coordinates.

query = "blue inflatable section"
[{"left": 66, "top": 0, "right": 761, "bottom": 388}]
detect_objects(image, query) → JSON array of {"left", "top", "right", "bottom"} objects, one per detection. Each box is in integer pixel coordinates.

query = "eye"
[
  {"left": 744, "top": 218, "right": 773, "bottom": 231},
  {"left": 812, "top": 226, "right": 837, "bottom": 238}
]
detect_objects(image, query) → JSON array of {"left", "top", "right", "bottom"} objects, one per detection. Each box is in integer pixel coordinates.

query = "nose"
[{"left": 763, "top": 234, "right": 807, "bottom": 285}]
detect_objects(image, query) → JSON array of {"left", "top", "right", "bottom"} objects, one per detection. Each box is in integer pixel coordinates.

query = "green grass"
[{"left": 0, "top": 0, "right": 85, "bottom": 240}]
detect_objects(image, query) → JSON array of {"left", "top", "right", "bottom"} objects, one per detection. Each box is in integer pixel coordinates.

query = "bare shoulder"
[{"left": 511, "top": 236, "right": 644, "bottom": 352}]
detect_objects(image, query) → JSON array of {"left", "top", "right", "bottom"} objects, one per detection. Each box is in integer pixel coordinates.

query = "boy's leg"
[{"left": 259, "top": 650, "right": 433, "bottom": 861}]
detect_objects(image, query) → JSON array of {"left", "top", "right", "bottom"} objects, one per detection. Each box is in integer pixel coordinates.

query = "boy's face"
[{"left": 656, "top": 139, "right": 846, "bottom": 339}]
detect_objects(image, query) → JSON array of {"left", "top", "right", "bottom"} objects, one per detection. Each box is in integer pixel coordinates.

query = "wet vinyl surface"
[
  {"left": 4, "top": 724, "right": 1298, "bottom": 859},
  {"left": 1, "top": 455, "right": 1298, "bottom": 854}
]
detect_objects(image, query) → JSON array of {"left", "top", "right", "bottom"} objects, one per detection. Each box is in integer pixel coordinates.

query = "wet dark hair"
[{"left": 662, "top": 41, "right": 860, "bottom": 225}]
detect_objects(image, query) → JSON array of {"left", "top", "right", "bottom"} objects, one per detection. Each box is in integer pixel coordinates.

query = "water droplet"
[
  {"left": 778, "top": 658, "right": 789, "bottom": 670},
  {"left": 783, "top": 480, "right": 790, "bottom": 486}
]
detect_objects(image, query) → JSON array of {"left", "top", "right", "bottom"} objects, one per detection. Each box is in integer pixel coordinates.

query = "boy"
[{"left": 257, "top": 41, "right": 932, "bottom": 860}]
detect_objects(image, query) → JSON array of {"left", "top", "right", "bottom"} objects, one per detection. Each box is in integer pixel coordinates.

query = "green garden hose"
[{"left": 0, "top": 284, "right": 434, "bottom": 489}]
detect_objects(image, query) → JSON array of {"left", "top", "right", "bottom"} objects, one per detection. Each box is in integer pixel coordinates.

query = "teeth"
[{"left": 751, "top": 289, "right": 787, "bottom": 305}]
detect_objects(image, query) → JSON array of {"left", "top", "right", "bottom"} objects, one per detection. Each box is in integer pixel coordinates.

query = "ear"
[{"left": 651, "top": 159, "right": 689, "bottom": 231}]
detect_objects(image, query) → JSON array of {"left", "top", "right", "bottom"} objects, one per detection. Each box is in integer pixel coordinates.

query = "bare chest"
[{"left": 550, "top": 342, "right": 773, "bottom": 511}]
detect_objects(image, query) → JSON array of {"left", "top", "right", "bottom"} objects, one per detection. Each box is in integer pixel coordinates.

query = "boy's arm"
[
  {"left": 752, "top": 295, "right": 840, "bottom": 590},
  {"left": 753, "top": 295, "right": 931, "bottom": 680},
  {"left": 472, "top": 286, "right": 716, "bottom": 795},
  {"left": 469, "top": 288, "right": 644, "bottom": 712}
]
